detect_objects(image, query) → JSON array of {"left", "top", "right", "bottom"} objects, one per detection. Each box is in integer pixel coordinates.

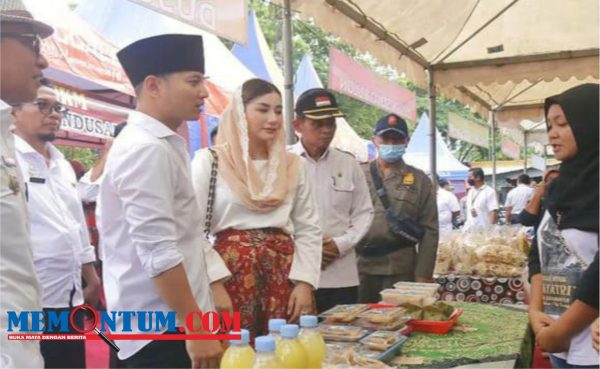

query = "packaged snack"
[
  {"left": 380, "top": 289, "right": 426, "bottom": 305},
  {"left": 392, "top": 282, "right": 440, "bottom": 297},
  {"left": 319, "top": 304, "right": 369, "bottom": 323},
  {"left": 353, "top": 317, "right": 407, "bottom": 332},
  {"left": 358, "top": 308, "right": 408, "bottom": 324},
  {"left": 318, "top": 324, "right": 368, "bottom": 342},
  {"left": 359, "top": 331, "right": 403, "bottom": 351}
]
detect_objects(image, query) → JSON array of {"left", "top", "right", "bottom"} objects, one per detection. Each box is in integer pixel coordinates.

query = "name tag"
[{"left": 30, "top": 177, "right": 46, "bottom": 184}]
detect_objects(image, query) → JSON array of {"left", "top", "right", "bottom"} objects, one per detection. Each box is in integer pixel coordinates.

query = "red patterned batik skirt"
[{"left": 214, "top": 228, "right": 294, "bottom": 338}]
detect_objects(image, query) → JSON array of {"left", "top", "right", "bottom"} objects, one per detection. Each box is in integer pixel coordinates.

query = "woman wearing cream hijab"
[{"left": 191, "top": 78, "right": 321, "bottom": 338}]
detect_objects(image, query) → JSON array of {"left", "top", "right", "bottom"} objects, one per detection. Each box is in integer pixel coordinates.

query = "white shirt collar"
[
  {"left": 14, "top": 135, "right": 63, "bottom": 161},
  {"left": 128, "top": 110, "right": 179, "bottom": 139},
  {"left": 0, "top": 99, "right": 10, "bottom": 111},
  {"left": 289, "top": 140, "right": 331, "bottom": 161}
]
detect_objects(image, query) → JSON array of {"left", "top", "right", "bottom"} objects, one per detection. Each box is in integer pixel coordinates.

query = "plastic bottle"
[
  {"left": 275, "top": 324, "right": 308, "bottom": 368},
  {"left": 252, "top": 336, "right": 283, "bottom": 369},
  {"left": 268, "top": 318, "right": 286, "bottom": 346},
  {"left": 298, "top": 315, "right": 326, "bottom": 369},
  {"left": 220, "top": 329, "right": 255, "bottom": 369}
]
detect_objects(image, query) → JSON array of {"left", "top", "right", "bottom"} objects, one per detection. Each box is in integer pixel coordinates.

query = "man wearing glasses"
[
  {"left": 0, "top": 1, "right": 53, "bottom": 367},
  {"left": 12, "top": 81, "right": 101, "bottom": 368}
]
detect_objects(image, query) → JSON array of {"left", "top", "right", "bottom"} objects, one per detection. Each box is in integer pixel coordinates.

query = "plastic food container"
[
  {"left": 393, "top": 282, "right": 441, "bottom": 297},
  {"left": 318, "top": 324, "right": 369, "bottom": 342},
  {"left": 407, "top": 308, "right": 463, "bottom": 334}
]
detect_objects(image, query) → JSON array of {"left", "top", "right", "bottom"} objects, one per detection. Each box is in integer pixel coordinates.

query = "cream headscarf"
[{"left": 212, "top": 84, "right": 300, "bottom": 213}]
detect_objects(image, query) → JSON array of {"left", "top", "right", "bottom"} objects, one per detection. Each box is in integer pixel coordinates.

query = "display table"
[
  {"left": 394, "top": 302, "right": 531, "bottom": 368},
  {"left": 434, "top": 275, "right": 526, "bottom": 305}
]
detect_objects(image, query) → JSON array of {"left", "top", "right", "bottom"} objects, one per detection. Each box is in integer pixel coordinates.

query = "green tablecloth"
[{"left": 396, "top": 302, "right": 532, "bottom": 368}]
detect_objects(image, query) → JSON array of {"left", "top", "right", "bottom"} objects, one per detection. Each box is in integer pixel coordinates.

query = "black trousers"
[
  {"left": 41, "top": 307, "right": 86, "bottom": 369},
  {"left": 121, "top": 331, "right": 190, "bottom": 368},
  {"left": 315, "top": 286, "right": 359, "bottom": 313}
]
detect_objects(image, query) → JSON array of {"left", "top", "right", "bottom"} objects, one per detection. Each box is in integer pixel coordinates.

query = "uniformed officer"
[
  {"left": 289, "top": 88, "right": 374, "bottom": 312},
  {"left": 357, "top": 113, "right": 439, "bottom": 303},
  {"left": 0, "top": 1, "right": 53, "bottom": 367}
]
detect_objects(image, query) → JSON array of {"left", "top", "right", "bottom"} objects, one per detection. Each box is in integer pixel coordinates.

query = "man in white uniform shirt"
[
  {"left": 98, "top": 34, "right": 222, "bottom": 367},
  {"left": 0, "top": 2, "right": 53, "bottom": 367},
  {"left": 437, "top": 178, "right": 461, "bottom": 232},
  {"left": 13, "top": 82, "right": 101, "bottom": 368},
  {"left": 464, "top": 167, "right": 499, "bottom": 229},
  {"left": 504, "top": 174, "right": 534, "bottom": 224},
  {"left": 289, "top": 88, "right": 374, "bottom": 312}
]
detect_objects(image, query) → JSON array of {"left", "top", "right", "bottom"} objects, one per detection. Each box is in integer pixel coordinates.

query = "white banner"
[
  {"left": 448, "top": 112, "right": 489, "bottom": 148},
  {"left": 128, "top": 0, "right": 248, "bottom": 44}
]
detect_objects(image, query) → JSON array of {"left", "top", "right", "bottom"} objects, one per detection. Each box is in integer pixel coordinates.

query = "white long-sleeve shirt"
[
  {"left": 15, "top": 136, "right": 96, "bottom": 309},
  {"left": 0, "top": 99, "right": 44, "bottom": 368},
  {"left": 97, "top": 111, "right": 214, "bottom": 360},
  {"left": 78, "top": 169, "right": 102, "bottom": 203},
  {"left": 288, "top": 143, "right": 373, "bottom": 288},
  {"left": 504, "top": 184, "right": 534, "bottom": 215},
  {"left": 191, "top": 148, "right": 322, "bottom": 288}
]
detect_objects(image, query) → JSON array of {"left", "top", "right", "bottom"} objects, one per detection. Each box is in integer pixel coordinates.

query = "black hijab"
[{"left": 544, "top": 83, "right": 599, "bottom": 232}]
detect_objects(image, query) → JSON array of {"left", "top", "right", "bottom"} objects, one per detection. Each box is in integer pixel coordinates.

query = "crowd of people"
[{"left": 0, "top": 1, "right": 598, "bottom": 369}]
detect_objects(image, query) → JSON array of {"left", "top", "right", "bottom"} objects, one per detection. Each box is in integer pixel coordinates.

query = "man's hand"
[
  {"left": 210, "top": 282, "right": 233, "bottom": 314},
  {"left": 287, "top": 282, "right": 314, "bottom": 323},
  {"left": 83, "top": 280, "right": 100, "bottom": 308},
  {"left": 592, "top": 318, "right": 599, "bottom": 352},
  {"left": 185, "top": 339, "right": 223, "bottom": 368},
  {"left": 536, "top": 325, "right": 569, "bottom": 353},
  {"left": 529, "top": 309, "right": 555, "bottom": 336},
  {"left": 321, "top": 239, "right": 340, "bottom": 270}
]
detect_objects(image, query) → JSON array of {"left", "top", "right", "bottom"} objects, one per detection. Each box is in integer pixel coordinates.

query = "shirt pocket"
[
  {"left": 391, "top": 186, "right": 419, "bottom": 217},
  {"left": 0, "top": 160, "right": 20, "bottom": 198},
  {"left": 330, "top": 177, "right": 354, "bottom": 213}
]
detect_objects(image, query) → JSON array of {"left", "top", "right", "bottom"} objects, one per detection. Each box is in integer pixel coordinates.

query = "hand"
[
  {"left": 210, "top": 282, "right": 233, "bottom": 314},
  {"left": 415, "top": 276, "right": 434, "bottom": 283},
  {"left": 536, "top": 325, "right": 569, "bottom": 353},
  {"left": 321, "top": 239, "right": 340, "bottom": 270},
  {"left": 185, "top": 339, "right": 223, "bottom": 368},
  {"left": 287, "top": 282, "right": 313, "bottom": 323},
  {"left": 529, "top": 309, "right": 555, "bottom": 336},
  {"left": 592, "top": 318, "right": 599, "bottom": 352},
  {"left": 83, "top": 281, "right": 100, "bottom": 309}
]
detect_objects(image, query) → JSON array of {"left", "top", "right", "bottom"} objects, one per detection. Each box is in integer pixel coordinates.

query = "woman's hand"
[
  {"left": 529, "top": 309, "right": 555, "bottom": 336},
  {"left": 210, "top": 281, "right": 233, "bottom": 314},
  {"left": 287, "top": 282, "right": 314, "bottom": 323}
]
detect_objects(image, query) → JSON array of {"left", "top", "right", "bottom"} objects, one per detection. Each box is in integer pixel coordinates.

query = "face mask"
[
  {"left": 379, "top": 144, "right": 406, "bottom": 163},
  {"left": 467, "top": 179, "right": 476, "bottom": 186}
]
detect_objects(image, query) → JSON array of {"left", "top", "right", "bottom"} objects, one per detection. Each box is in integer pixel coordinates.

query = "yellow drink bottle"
[
  {"left": 221, "top": 329, "right": 255, "bottom": 369},
  {"left": 252, "top": 336, "right": 283, "bottom": 369},
  {"left": 268, "top": 318, "right": 286, "bottom": 346},
  {"left": 299, "top": 316, "right": 326, "bottom": 369},
  {"left": 276, "top": 324, "right": 308, "bottom": 369}
]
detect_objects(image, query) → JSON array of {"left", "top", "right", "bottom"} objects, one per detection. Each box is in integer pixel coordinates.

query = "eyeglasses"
[
  {"left": 31, "top": 99, "right": 69, "bottom": 116},
  {"left": 0, "top": 33, "right": 41, "bottom": 55}
]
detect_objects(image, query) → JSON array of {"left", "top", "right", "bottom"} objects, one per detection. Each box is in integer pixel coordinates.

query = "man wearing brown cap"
[
  {"left": 98, "top": 34, "right": 222, "bottom": 368},
  {"left": 289, "top": 88, "right": 373, "bottom": 313},
  {"left": 0, "top": 1, "right": 53, "bottom": 367}
]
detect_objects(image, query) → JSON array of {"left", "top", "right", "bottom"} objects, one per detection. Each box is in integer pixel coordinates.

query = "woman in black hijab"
[{"left": 529, "top": 84, "right": 599, "bottom": 368}]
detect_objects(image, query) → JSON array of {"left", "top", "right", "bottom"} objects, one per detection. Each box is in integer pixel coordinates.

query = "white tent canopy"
[{"left": 288, "top": 0, "right": 599, "bottom": 120}]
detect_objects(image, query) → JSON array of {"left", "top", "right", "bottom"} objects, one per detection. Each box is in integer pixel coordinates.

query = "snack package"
[
  {"left": 320, "top": 304, "right": 369, "bottom": 323},
  {"left": 359, "top": 331, "right": 403, "bottom": 351},
  {"left": 319, "top": 324, "right": 369, "bottom": 342},
  {"left": 392, "top": 282, "right": 440, "bottom": 297},
  {"left": 380, "top": 289, "right": 427, "bottom": 305},
  {"left": 358, "top": 308, "right": 408, "bottom": 324},
  {"left": 353, "top": 317, "right": 407, "bottom": 332}
]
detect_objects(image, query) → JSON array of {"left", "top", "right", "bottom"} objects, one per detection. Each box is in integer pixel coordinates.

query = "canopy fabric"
[
  {"left": 232, "top": 10, "right": 285, "bottom": 91},
  {"left": 294, "top": 54, "right": 374, "bottom": 162},
  {"left": 404, "top": 113, "right": 470, "bottom": 181},
  {"left": 288, "top": 0, "right": 599, "bottom": 120},
  {"left": 76, "top": 0, "right": 256, "bottom": 94}
]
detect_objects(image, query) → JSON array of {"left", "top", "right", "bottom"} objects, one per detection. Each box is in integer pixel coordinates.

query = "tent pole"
[
  {"left": 427, "top": 68, "right": 437, "bottom": 189},
  {"left": 282, "top": 0, "right": 295, "bottom": 144},
  {"left": 490, "top": 109, "right": 497, "bottom": 191},
  {"left": 523, "top": 131, "right": 528, "bottom": 173}
]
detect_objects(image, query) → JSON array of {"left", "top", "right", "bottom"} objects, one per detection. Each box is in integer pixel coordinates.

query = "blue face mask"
[{"left": 379, "top": 144, "right": 406, "bottom": 162}]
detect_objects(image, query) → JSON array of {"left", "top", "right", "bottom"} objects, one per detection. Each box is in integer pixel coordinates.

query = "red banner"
[{"left": 328, "top": 47, "right": 416, "bottom": 121}]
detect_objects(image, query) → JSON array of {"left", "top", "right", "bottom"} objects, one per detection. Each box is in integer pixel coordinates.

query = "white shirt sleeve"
[
  {"left": 486, "top": 188, "right": 499, "bottom": 212},
  {"left": 111, "top": 143, "right": 184, "bottom": 278},
  {"left": 449, "top": 193, "right": 461, "bottom": 213},
  {"left": 289, "top": 167, "right": 322, "bottom": 288},
  {"left": 78, "top": 170, "right": 100, "bottom": 203},
  {"left": 332, "top": 162, "right": 374, "bottom": 256},
  {"left": 190, "top": 149, "right": 232, "bottom": 283},
  {"left": 505, "top": 189, "right": 515, "bottom": 209}
]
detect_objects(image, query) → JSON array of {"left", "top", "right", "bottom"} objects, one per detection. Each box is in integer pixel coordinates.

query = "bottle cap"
[
  {"left": 280, "top": 324, "right": 300, "bottom": 339},
  {"left": 255, "top": 336, "right": 276, "bottom": 352},
  {"left": 229, "top": 329, "right": 250, "bottom": 345},
  {"left": 268, "top": 318, "right": 287, "bottom": 333},
  {"left": 299, "top": 315, "right": 318, "bottom": 328}
]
